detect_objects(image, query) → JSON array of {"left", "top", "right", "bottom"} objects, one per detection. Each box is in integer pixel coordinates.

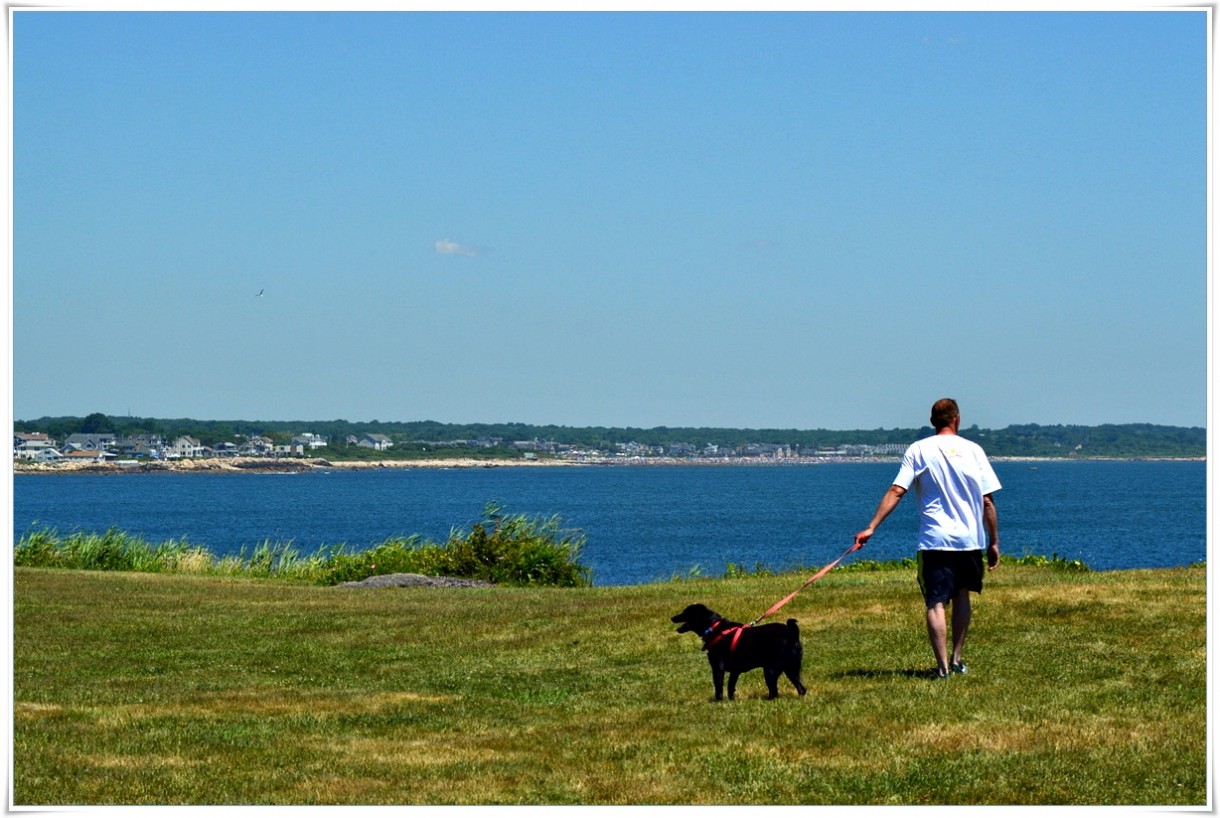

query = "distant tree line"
[{"left": 12, "top": 414, "right": 1207, "bottom": 459}]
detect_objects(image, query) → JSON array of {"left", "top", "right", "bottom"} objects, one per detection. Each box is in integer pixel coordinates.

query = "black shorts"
[{"left": 917, "top": 549, "right": 984, "bottom": 607}]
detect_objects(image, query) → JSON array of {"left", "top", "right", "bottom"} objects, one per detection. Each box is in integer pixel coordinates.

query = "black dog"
[{"left": 671, "top": 603, "right": 807, "bottom": 701}]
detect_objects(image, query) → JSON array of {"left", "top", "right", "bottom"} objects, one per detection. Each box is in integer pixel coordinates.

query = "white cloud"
[{"left": 435, "top": 239, "right": 479, "bottom": 257}]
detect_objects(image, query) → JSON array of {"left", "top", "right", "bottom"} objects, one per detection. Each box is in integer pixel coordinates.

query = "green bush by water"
[{"left": 13, "top": 503, "right": 592, "bottom": 587}]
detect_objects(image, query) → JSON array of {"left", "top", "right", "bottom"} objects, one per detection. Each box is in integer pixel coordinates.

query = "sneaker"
[
  {"left": 932, "top": 668, "right": 949, "bottom": 680},
  {"left": 950, "top": 662, "right": 968, "bottom": 675}
]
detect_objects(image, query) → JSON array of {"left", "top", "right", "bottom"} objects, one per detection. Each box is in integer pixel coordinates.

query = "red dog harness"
[{"left": 702, "top": 619, "right": 745, "bottom": 653}]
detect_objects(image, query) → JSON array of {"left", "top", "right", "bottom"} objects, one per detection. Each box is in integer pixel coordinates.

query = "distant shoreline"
[{"left": 10, "top": 454, "right": 1205, "bottom": 474}]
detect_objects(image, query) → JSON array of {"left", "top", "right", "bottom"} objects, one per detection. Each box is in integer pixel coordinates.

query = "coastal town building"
[
  {"left": 15, "top": 433, "right": 63, "bottom": 462},
  {"left": 14, "top": 432, "right": 55, "bottom": 457},
  {"left": 293, "top": 433, "right": 328, "bottom": 450},
  {"left": 243, "top": 436, "right": 275, "bottom": 456},
  {"left": 358, "top": 433, "right": 392, "bottom": 450},
  {"left": 63, "top": 433, "right": 118, "bottom": 452},
  {"left": 114, "top": 435, "right": 164, "bottom": 458},
  {"left": 170, "top": 437, "right": 208, "bottom": 459}
]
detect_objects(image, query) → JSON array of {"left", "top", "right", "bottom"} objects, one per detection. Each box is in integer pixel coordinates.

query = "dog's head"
[{"left": 671, "top": 603, "right": 719, "bottom": 634}]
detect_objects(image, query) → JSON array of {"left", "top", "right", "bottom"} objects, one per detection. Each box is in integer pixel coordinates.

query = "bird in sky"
[{"left": 256, "top": 289, "right": 264, "bottom": 297}]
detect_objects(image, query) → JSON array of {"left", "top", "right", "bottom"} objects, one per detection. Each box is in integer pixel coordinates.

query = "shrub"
[
  {"left": 431, "top": 503, "right": 592, "bottom": 587},
  {"left": 307, "top": 537, "right": 429, "bottom": 585}
]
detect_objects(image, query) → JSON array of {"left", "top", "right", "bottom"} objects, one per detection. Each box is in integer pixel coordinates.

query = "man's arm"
[
  {"left": 854, "top": 484, "right": 907, "bottom": 547},
  {"left": 983, "top": 493, "right": 1000, "bottom": 570}
]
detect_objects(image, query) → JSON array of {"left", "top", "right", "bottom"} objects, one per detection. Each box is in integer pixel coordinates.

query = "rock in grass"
[{"left": 337, "top": 573, "right": 493, "bottom": 589}]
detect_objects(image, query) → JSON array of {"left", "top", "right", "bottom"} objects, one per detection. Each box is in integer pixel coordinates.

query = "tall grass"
[
  {"left": 13, "top": 503, "right": 592, "bottom": 587},
  {"left": 13, "top": 527, "right": 216, "bottom": 574}
]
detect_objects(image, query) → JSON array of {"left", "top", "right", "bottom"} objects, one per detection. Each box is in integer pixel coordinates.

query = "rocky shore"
[{"left": 11, "top": 456, "right": 576, "bottom": 474}]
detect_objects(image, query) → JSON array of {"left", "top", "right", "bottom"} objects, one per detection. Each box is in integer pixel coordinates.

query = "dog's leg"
[
  {"left": 764, "top": 667, "right": 781, "bottom": 699},
  {"left": 727, "top": 671, "right": 740, "bottom": 700},
  {"left": 785, "top": 666, "right": 807, "bottom": 696},
  {"left": 712, "top": 665, "right": 725, "bottom": 701},
  {"left": 789, "top": 641, "right": 807, "bottom": 696}
]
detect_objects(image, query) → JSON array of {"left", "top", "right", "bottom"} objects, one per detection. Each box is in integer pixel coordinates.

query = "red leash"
[
  {"left": 746, "top": 541, "right": 863, "bottom": 627},
  {"left": 700, "top": 542, "right": 863, "bottom": 654}
]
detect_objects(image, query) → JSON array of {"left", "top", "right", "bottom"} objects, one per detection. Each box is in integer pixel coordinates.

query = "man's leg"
[
  {"left": 949, "top": 588, "right": 971, "bottom": 667},
  {"left": 926, "top": 602, "right": 949, "bottom": 676}
]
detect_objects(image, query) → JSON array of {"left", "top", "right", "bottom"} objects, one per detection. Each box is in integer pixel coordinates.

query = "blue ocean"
[{"left": 11, "top": 461, "right": 1207, "bottom": 586}]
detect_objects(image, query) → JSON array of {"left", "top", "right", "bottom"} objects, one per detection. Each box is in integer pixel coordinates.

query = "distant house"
[
  {"left": 14, "top": 432, "right": 51, "bottom": 447},
  {"left": 240, "top": 436, "right": 275, "bottom": 456},
  {"left": 14, "top": 433, "right": 56, "bottom": 459},
  {"left": 169, "top": 436, "right": 208, "bottom": 459},
  {"left": 292, "top": 433, "right": 328, "bottom": 450},
  {"left": 63, "top": 433, "right": 118, "bottom": 453},
  {"left": 114, "top": 435, "right": 163, "bottom": 459},
  {"left": 358, "top": 433, "right": 392, "bottom": 451},
  {"left": 275, "top": 443, "right": 305, "bottom": 456}
]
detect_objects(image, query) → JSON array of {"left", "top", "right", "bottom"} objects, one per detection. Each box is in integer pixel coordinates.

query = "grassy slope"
[{"left": 12, "top": 564, "right": 1208, "bottom": 806}]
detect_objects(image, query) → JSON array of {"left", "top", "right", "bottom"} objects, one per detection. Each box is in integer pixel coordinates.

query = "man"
[{"left": 854, "top": 398, "right": 1001, "bottom": 678}]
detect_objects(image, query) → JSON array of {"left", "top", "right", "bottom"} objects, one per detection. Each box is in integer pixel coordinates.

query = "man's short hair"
[{"left": 931, "top": 398, "right": 960, "bottom": 430}]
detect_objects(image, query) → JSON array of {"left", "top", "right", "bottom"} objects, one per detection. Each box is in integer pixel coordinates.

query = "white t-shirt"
[{"left": 893, "top": 434, "right": 1001, "bottom": 552}]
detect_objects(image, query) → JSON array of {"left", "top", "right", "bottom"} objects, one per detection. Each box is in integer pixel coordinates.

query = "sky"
[{"left": 6, "top": 3, "right": 1211, "bottom": 431}]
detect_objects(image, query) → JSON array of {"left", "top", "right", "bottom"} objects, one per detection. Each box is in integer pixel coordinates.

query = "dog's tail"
[{"left": 786, "top": 618, "right": 800, "bottom": 639}]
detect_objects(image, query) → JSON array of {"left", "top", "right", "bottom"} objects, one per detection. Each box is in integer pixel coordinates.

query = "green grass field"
[{"left": 12, "top": 563, "right": 1208, "bottom": 806}]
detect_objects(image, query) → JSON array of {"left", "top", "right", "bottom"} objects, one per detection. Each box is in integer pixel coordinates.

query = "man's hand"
[
  {"left": 983, "top": 495, "right": 999, "bottom": 570},
  {"left": 855, "top": 485, "right": 906, "bottom": 551}
]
